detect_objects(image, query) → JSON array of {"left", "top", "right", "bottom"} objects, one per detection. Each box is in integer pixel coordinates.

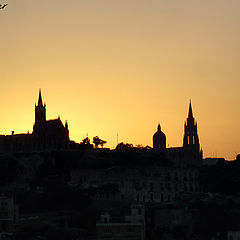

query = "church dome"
[{"left": 153, "top": 124, "right": 166, "bottom": 149}]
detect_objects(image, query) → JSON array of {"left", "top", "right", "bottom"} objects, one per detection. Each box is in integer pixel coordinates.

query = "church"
[
  {"left": 152, "top": 101, "right": 203, "bottom": 167},
  {"left": 0, "top": 90, "right": 203, "bottom": 168},
  {"left": 0, "top": 90, "right": 69, "bottom": 152},
  {"left": 32, "top": 89, "right": 69, "bottom": 150},
  {"left": 69, "top": 101, "right": 203, "bottom": 203},
  {"left": 0, "top": 91, "right": 203, "bottom": 202}
]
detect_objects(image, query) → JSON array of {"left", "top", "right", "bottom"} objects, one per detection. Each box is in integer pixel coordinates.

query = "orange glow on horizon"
[{"left": 0, "top": 0, "right": 240, "bottom": 160}]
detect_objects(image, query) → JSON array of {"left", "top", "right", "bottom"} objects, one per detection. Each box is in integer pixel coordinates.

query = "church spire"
[
  {"left": 34, "top": 89, "right": 46, "bottom": 128},
  {"left": 38, "top": 88, "right": 43, "bottom": 107},
  {"left": 183, "top": 100, "right": 202, "bottom": 167},
  {"left": 188, "top": 99, "right": 193, "bottom": 118},
  {"left": 183, "top": 100, "right": 199, "bottom": 149}
]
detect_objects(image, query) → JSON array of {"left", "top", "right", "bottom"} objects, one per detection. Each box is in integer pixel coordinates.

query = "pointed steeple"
[
  {"left": 34, "top": 89, "right": 46, "bottom": 129},
  {"left": 157, "top": 123, "right": 161, "bottom": 131},
  {"left": 183, "top": 100, "right": 199, "bottom": 148},
  {"left": 65, "top": 120, "right": 69, "bottom": 139},
  {"left": 38, "top": 89, "right": 43, "bottom": 107},
  {"left": 188, "top": 99, "right": 193, "bottom": 118}
]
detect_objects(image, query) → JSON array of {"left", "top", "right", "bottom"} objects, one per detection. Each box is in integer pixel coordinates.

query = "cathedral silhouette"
[
  {"left": 152, "top": 100, "right": 202, "bottom": 167},
  {"left": 33, "top": 89, "right": 69, "bottom": 150},
  {"left": 0, "top": 90, "right": 203, "bottom": 167},
  {"left": 0, "top": 89, "right": 69, "bottom": 152}
]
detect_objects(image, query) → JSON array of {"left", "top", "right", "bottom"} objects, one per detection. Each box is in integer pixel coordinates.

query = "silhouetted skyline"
[
  {"left": 0, "top": 90, "right": 201, "bottom": 161},
  {"left": 0, "top": 0, "right": 240, "bottom": 159}
]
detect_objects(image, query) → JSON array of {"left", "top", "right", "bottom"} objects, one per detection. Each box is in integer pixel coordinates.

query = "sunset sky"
[{"left": 0, "top": 0, "right": 240, "bottom": 159}]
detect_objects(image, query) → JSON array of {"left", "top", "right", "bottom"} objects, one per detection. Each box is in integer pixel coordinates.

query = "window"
[
  {"left": 161, "top": 183, "right": 164, "bottom": 191},
  {"left": 1, "top": 202, "right": 7, "bottom": 207},
  {"left": 138, "top": 208, "right": 142, "bottom": 215},
  {"left": 105, "top": 228, "right": 111, "bottom": 233},
  {"left": 174, "top": 172, "right": 178, "bottom": 180},
  {"left": 167, "top": 172, "right": 171, "bottom": 181},
  {"left": 127, "top": 227, "right": 135, "bottom": 233},
  {"left": 136, "top": 194, "right": 139, "bottom": 202},
  {"left": 161, "top": 194, "right": 164, "bottom": 202},
  {"left": 184, "top": 173, "right": 187, "bottom": 181},
  {"left": 150, "top": 193, "right": 154, "bottom": 201},
  {"left": 150, "top": 182, "right": 154, "bottom": 191},
  {"left": 189, "top": 173, "right": 193, "bottom": 181},
  {"left": 168, "top": 183, "right": 171, "bottom": 192}
]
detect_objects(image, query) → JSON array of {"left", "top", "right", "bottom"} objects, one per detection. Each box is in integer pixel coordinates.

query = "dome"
[{"left": 153, "top": 124, "right": 166, "bottom": 149}]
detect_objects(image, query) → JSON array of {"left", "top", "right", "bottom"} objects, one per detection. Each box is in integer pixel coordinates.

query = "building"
[
  {"left": 69, "top": 101, "right": 202, "bottom": 203},
  {"left": 70, "top": 165, "right": 199, "bottom": 203},
  {"left": 32, "top": 89, "right": 69, "bottom": 151},
  {"left": 0, "top": 196, "right": 18, "bottom": 233},
  {"left": 0, "top": 89, "right": 69, "bottom": 152},
  {"left": 227, "top": 231, "right": 240, "bottom": 240},
  {"left": 203, "top": 158, "right": 225, "bottom": 166},
  {"left": 153, "top": 124, "right": 166, "bottom": 149},
  {"left": 153, "top": 100, "right": 202, "bottom": 167},
  {"left": 96, "top": 204, "right": 145, "bottom": 240},
  {"left": 145, "top": 202, "right": 200, "bottom": 240}
]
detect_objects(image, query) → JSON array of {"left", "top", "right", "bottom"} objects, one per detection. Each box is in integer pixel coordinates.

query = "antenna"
[{"left": 117, "top": 133, "right": 118, "bottom": 145}]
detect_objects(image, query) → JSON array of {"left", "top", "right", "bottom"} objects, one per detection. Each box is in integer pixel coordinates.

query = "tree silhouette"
[
  {"left": 93, "top": 136, "right": 107, "bottom": 148},
  {"left": 115, "top": 142, "right": 133, "bottom": 150},
  {"left": 135, "top": 144, "right": 144, "bottom": 149},
  {"left": 80, "top": 137, "right": 91, "bottom": 145}
]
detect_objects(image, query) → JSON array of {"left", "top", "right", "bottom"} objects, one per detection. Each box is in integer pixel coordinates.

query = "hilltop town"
[{"left": 0, "top": 90, "right": 239, "bottom": 240}]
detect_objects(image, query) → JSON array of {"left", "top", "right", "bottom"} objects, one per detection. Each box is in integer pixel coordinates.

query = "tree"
[
  {"left": 115, "top": 142, "right": 133, "bottom": 150},
  {"left": 79, "top": 137, "right": 93, "bottom": 149},
  {"left": 93, "top": 136, "right": 107, "bottom": 148},
  {"left": 135, "top": 144, "right": 144, "bottom": 149},
  {"left": 80, "top": 137, "right": 91, "bottom": 145}
]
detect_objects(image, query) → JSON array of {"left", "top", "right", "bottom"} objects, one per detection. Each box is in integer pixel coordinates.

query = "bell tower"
[
  {"left": 183, "top": 100, "right": 202, "bottom": 167},
  {"left": 34, "top": 89, "right": 46, "bottom": 130},
  {"left": 183, "top": 100, "right": 199, "bottom": 150}
]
